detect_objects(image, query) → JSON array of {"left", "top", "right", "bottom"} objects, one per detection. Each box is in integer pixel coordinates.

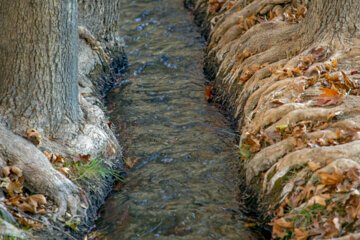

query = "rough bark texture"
[
  {"left": 187, "top": 0, "right": 360, "bottom": 238},
  {"left": 78, "top": 0, "right": 123, "bottom": 46},
  {"left": 0, "top": 1, "right": 125, "bottom": 239},
  {"left": 0, "top": 0, "right": 79, "bottom": 137}
]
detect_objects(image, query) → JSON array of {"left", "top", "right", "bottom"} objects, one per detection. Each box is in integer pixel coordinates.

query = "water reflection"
[{"left": 95, "top": 0, "right": 264, "bottom": 239}]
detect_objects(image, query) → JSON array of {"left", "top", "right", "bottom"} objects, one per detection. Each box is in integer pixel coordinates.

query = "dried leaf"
[
  {"left": 18, "top": 202, "right": 35, "bottom": 213},
  {"left": 17, "top": 217, "right": 44, "bottom": 230},
  {"left": 313, "top": 87, "right": 343, "bottom": 106},
  {"left": 244, "top": 223, "right": 256, "bottom": 227},
  {"left": 26, "top": 128, "right": 42, "bottom": 146},
  {"left": 123, "top": 157, "right": 138, "bottom": 168},
  {"left": 28, "top": 194, "right": 47, "bottom": 207},
  {"left": 308, "top": 194, "right": 330, "bottom": 207},
  {"left": 308, "top": 161, "right": 321, "bottom": 172},
  {"left": 311, "top": 47, "right": 327, "bottom": 62},
  {"left": 73, "top": 154, "right": 91, "bottom": 164},
  {"left": 294, "top": 227, "right": 309, "bottom": 240},
  {"left": 318, "top": 167, "right": 344, "bottom": 186},
  {"left": 58, "top": 167, "right": 70, "bottom": 176},
  {"left": 6, "top": 181, "right": 23, "bottom": 197},
  {"left": 5, "top": 194, "right": 22, "bottom": 205},
  {"left": 272, "top": 217, "right": 294, "bottom": 238},
  {"left": 341, "top": 71, "right": 356, "bottom": 89},
  {"left": 205, "top": 83, "right": 214, "bottom": 102}
]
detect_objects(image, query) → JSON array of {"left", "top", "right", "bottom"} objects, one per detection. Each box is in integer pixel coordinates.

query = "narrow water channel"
[{"left": 95, "top": 0, "right": 264, "bottom": 239}]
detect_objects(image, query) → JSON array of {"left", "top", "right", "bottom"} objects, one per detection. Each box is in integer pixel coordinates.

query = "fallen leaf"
[
  {"left": 18, "top": 202, "right": 35, "bottom": 213},
  {"left": 28, "top": 194, "right": 47, "bottom": 208},
  {"left": 58, "top": 167, "right": 70, "bottom": 176},
  {"left": 123, "top": 157, "right": 138, "bottom": 168},
  {"left": 73, "top": 154, "right": 91, "bottom": 164},
  {"left": 318, "top": 167, "right": 344, "bottom": 186},
  {"left": 17, "top": 217, "right": 44, "bottom": 230},
  {"left": 244, "top": 223, "right": 256, "bottom": 227},
  {"left": 308, "top": 161, "right": 321, "bottom": 172},
  {"left": 272, "top": 217, "right": 294, "bottom": 238},
  {"left": 6, "top": 181, "right": 23, "bottom": 196},
  {"left": 44, "top": 151, "right": 57, "bottom": 163},
  {"left": 311, "top": 47, "right": 327, "bottom": 62},
  {"left": 294, "top": 227, "right": 309, "bottom": 240},
  {"left": 53, "top": 155, "right": 65, "bottom": 165},
  {"left": 308, "top": 193, "right": 331, "bottom": 207},
  {"left": 313, "top": 87, "right": 343, "bottom": 106},
  {"left": 341, "top": 71, "right": 356, "bottom": 90},
  {"left": 26, "top": 128, "right": 42, "bottom": 146},
  {"left": 205, "top": 82, "right": 214, "bottom": 102}
]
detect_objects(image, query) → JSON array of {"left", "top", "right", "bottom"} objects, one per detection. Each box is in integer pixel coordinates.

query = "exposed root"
[{"left": 0, "top": 125, "right": 83, "bottom": 219}]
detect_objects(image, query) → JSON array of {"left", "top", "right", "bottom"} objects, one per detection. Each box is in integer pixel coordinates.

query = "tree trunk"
[
  {"left": 0, "top": 0, "right": 79, "bottom": 137},
  {"left": 78, "top": 0, "right": 121, "bottom": 42}
]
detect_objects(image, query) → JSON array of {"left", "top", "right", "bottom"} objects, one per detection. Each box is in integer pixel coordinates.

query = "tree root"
[
  {"left": 0, "top": 125, "right": 83, "bottom": 219},
  {"left": 201, "top": 0, "right": 360, "bottom": 217}
]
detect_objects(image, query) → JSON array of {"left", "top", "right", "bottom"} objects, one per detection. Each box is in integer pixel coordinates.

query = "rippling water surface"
[{"left": 95, "top": 0, "right": 264, "bottom": 239}]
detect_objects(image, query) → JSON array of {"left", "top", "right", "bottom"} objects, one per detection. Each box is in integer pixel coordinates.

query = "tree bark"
[
  {"left": 78, "top": 0, "right": 121, "bottom": 42},
  {"left": 0, "top": 0, "right": 79, "bottom": 137}
]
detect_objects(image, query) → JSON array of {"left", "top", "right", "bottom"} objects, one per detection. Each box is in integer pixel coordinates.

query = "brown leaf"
[
  {"left": 18, "top": 202, "right": 36, "bottom": 213},
  {"left": 26, "top": 128, "right": 42, "bottom": 146},
  {"left": 318, "top": 167, "right": 344, "bottom": 186},
  {"left": 58, "top": 167, "right": 70, "bottom": 176},
  {"left": 294, "top": 227, "right": 309, "bottom": 240},
  {"left": 73, "top": 154, "right": 91, "bottom": 164},
  {"left": 6, "top": 180, "right": 23, "bottom": 197},
  {"left": 245, "top": 137, "right": 261, "bottom": 153},
  {"left": 205, "top": 82, "right": 214, "bottom": 102},
  {"left": 44, "top": 151, "right": 57, "bottom": 163},
  {"left": 313, "top": 87, "right": 343, "bottom": 106},
  {"left": 311, "top": 47, "right": 327, "bottom": 62},
  {"left": 54, "top": 155, "right": 65, "bottom": 165},
  {"left": 123, "top": 157, "right": 138, "bottom": 168},
  {"left": 272, "top": 218, "right": 294, "bottom": 238},
  {"left": 244, "top": 223, "right": 256, "bottom": 227},
  {"left": 308, "top": 194, "right": 330, "bottom": 207},
  {"left": 5, "top": 194, "right": 22, "bottom": 205},
  {"left": 17, "top": 217, "right": 44, "bottom": 230},
  {"left": 308, "top": 161, "right": 321, "bottom": 172},
  {"left": 341, "top": 71, "right": 356, "bottom": 90},
  {"left": 28, "top": 194, "right": 47, "bottom": 208}
]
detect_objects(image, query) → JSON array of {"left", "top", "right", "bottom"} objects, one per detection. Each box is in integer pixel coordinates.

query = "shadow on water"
[{"left": 95, "top": 0, "right": 267, "bottom": 239}]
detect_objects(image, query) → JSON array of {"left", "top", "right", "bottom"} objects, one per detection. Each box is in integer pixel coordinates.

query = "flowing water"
[{"left": 95, "top": 0, "right": 264, "bottom": 239}]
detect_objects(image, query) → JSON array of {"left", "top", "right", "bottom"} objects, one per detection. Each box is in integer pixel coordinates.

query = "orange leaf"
[
  {"left": 73, "top": 154, "right": 91, "bottom": 164},
  {"left": 294, "top": 227, "right": 309, "bottom": 240},
  {"left": 308, "top": 161, "right": 321, "bottom": 172},
  {"left": 313, "top": 87, "right": 343, "bottom": 106},
  {"left": 26, "top": 128, "right": 42, "bottom": 146},
  {"left": 318, "top": 167, "right": 343, "bottom": 186},
  {"left": 272, "top": 218, "right": 294, "bottom": 238},
  {"left": 244, "top": 223, "right": 256, "bottom": 227},
  {"left": 308, "top": 193, "right": 330, "bottom": 207},
  {"left": 123, "top": 157, "right": 138, "bottom": 168},
  {"left": 205, "top": 83, "right": 214, "bottom": 102}
]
